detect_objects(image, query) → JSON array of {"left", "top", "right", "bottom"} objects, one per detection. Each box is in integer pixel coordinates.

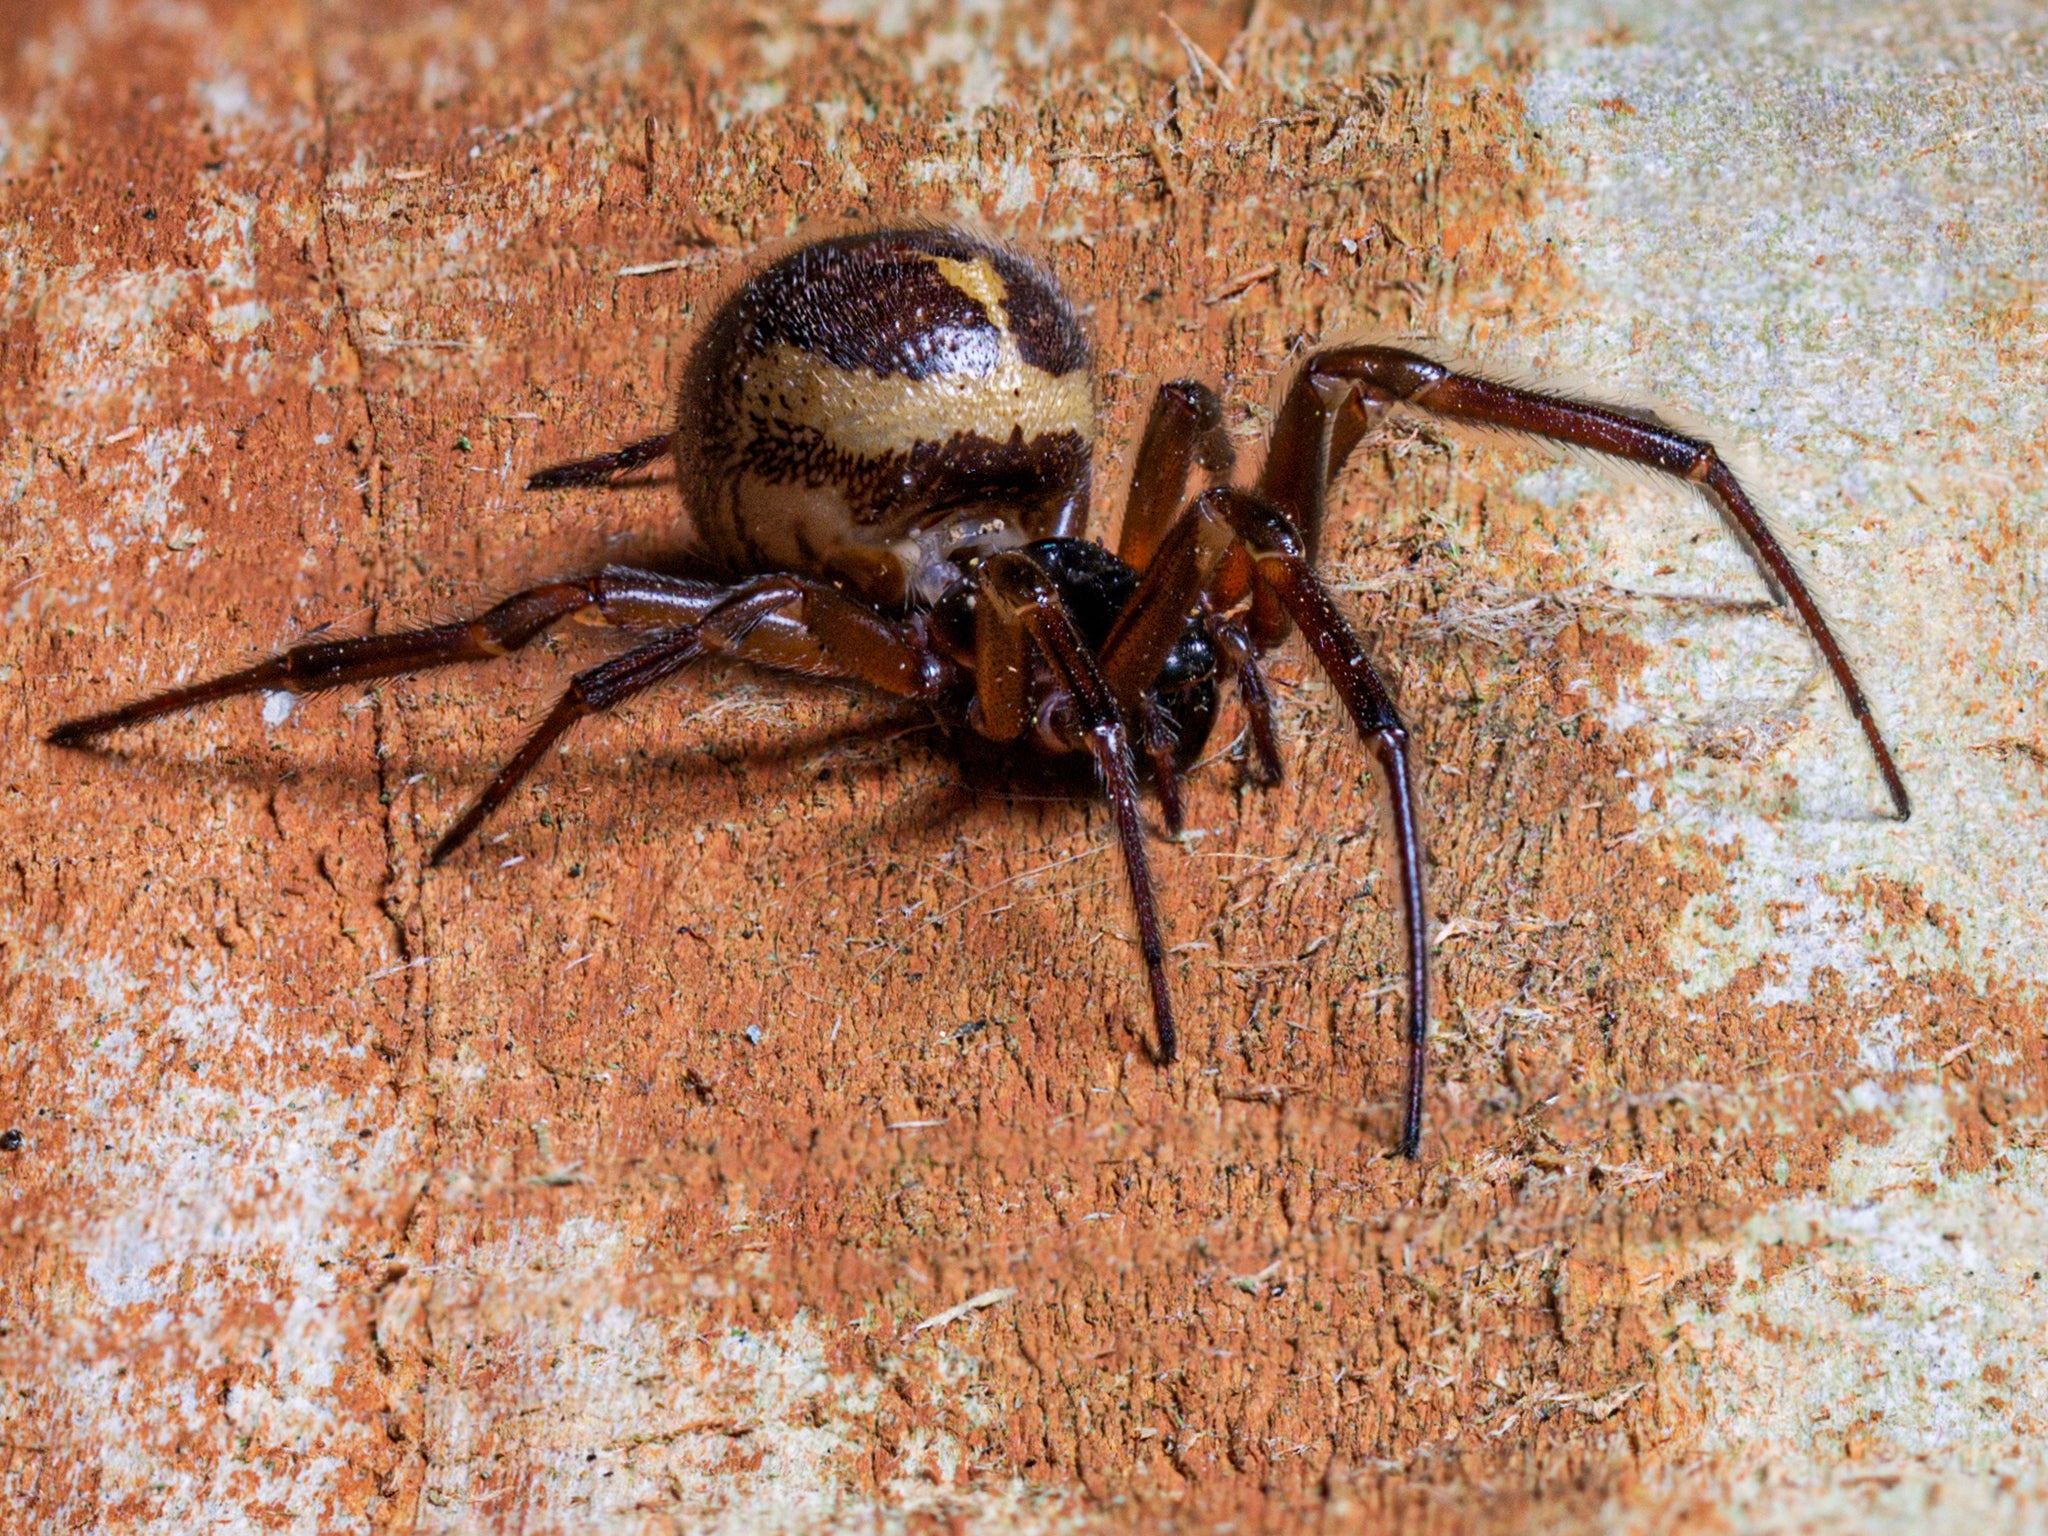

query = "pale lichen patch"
[
  {"left": 1525, "top": 0, "right": 2048, "bottom": 1003},
  {"left": 24, "top": 946, "right": 408, "bottom": 1534},
  {"left": 1617, "top": 1086, "right": 2048, "bottom": 1533},
  {"left": 415, "top": 1213, "right": 1099, "bottom": 1534}
]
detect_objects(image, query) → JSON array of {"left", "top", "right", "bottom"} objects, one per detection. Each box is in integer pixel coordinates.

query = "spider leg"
[
  {"left": 1094, "top": 483, "right": 1427, "bottom": 1148},
  {"left": 1098, "top": 495, "right": 1237, "bottom": 713},
  {"left": 1208, "top": 486, "right": 1430, "bottom": 1157},
  {"left": 433, "top": 587, "right": 788, "bottom": 861},
  {"left": 525, "top": 431, "right": 675, "bottom": 490},
  {"left": 1136, "top": 696, "right": 1188, "bottom": 835},
  {"left": 432, "top": 574, "right": 940, "bottom": 863},
  {"left": 1118, "top": 379, "right": 1234, "bottom": 572},
  {"left": 1101, "top": 496, "right": 1274, "bottom": 799},
  {"left": 1204, "top": 607, "right": 1285, "bottom": 786},
  {"left": 45, "top": 569, "right": 725, "bottom": 745},
  {"left": 980, "top": 551, "right": 1178, "bottom": 1065},
  {"left": 1264, "top": 343, "right": 1910, "bottom": 820},
  {"left": 1099, "top": 498, "right": 1284, "bottom": 786},
  {"left": 48, "top": 559, "right": 938, "bottom": 751}
]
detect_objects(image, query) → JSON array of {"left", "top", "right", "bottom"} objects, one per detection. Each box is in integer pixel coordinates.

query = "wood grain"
[{"left": 5, "top": 2, "right": 2041, "bottom": 1531}]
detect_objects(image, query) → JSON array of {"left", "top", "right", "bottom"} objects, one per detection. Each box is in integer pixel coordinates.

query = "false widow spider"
[{"left": 48, "top": 225, "right": 1910, "bottom": 1157}]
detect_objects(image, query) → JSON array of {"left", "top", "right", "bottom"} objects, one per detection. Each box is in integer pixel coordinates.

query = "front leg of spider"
[
  {"left": 1213, "top": 488, "right": 1430, "bottom": 1159},
  {"left": 1098, "top": 479, "right": 1431, "bottom": 1157},
  {"left": 1267, "top": 344, "right": 1911, "bottom": 821},
  {"left": 978, "top": 550, "right": 1180, "bottom": 1065}
]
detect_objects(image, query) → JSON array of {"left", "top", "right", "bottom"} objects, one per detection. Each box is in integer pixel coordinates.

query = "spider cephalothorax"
[{"left": 48, "top": 225, "right": 1910, "bottom": 1157}]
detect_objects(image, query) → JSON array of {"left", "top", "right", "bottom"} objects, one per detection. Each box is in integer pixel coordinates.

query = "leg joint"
[{"left": 1306, "top": 344, "right": 1446, "bottom": 406}]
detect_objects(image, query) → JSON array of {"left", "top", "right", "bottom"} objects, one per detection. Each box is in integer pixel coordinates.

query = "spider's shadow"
[
  {"left": 53, "top": 679, "right": 1119, "bottom": 855},
  {"left": 54, "top": 689, "right": 913, "bottom": 796}
]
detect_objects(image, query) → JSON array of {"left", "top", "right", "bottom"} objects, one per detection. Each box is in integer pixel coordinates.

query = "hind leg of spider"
[
  {"left": 1264, "top": 343, "right": 1909, "bottom": 819},
  {"left": 431, "top": 574, "right": 938, "bottom": 863},
  {"left": 42, "top": 568, "right": 745, "bottom": 747},
  {"left": 1209, "top": 486, "right": 1430, "bottom": 1157},
  {"left": 979, "top": 551, "right": 1178, "bottom": 1065},
  {"left": 525, "top": 431, "right": 675, "bottom": 490}
]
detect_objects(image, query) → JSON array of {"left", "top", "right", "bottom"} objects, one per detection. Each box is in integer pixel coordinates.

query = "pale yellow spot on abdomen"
[{"left": 928, "top": 255, "right": 1010, "bottom": 321}]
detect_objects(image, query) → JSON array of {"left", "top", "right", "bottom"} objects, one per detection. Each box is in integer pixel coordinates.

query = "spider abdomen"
[{"left": 679, "top": 227, "right": 1097, "bottom": 609}]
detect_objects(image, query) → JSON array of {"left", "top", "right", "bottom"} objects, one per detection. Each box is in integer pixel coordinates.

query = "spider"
[{"left": 48, "top": 225, "right": 1909, "bottom": 1157}]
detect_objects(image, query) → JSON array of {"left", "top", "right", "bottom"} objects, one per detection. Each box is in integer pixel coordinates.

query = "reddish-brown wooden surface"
[{"left": 5, "top": 2, "right": 2042, "bottom": 1531}]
